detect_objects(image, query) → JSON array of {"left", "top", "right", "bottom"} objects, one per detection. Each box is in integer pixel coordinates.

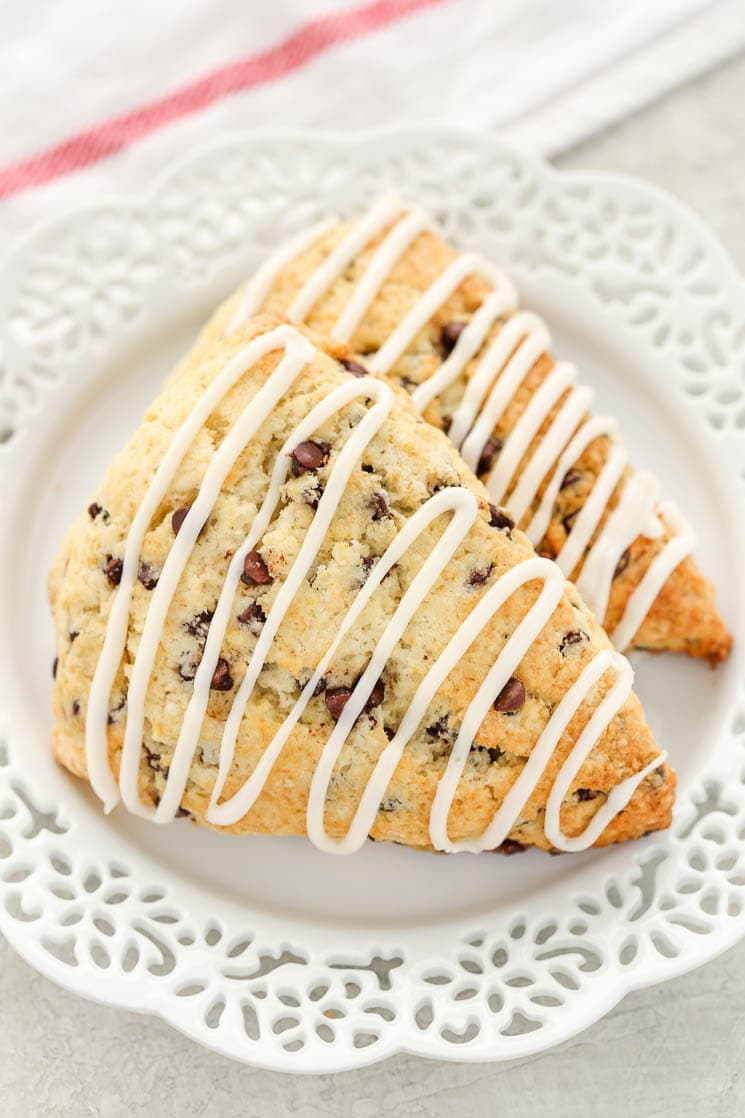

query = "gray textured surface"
[{"left": 2, "top": 51, "right": 745, "bottom": 1118}]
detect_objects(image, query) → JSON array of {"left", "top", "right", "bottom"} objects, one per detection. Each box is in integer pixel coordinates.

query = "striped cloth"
[{"left": 1, "top": 0, "right": 744, "bottom": 247}]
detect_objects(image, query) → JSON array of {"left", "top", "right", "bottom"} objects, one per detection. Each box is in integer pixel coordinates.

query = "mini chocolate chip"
[
  {"left": 313, "top": 677, "right": 327, "bottom": 697},
  {"left": 364, "top": 678, "right": 385, "bottom": 712},
  {"left": 69, "top": 630, "right": 79, "bottom": 644},
  {"left": 383, "top": 725, "right": 396, "bottom": 741},
  {"left": 559, "top": 629, "right": 588, "bottom": 654},
  {"left": 172, "top": 506, "right": 192, "bottom": 535},
  {"left": 493, "top": 677, "right": 525, "bottom": 713},
  {"left": 88, "top": 502, "right": 102, "bottom": 519},
  {"left": 471, "top": 744, "right": 504, "bottom": 765},
  {"left": 144, "top": 747, "right": 166, "bottom": 774},
  {"left": 613, "top": 548, "right": 631, "bottom": 579},
  {"left": 357, "top": 555, "right": 376, "bottom": 586},
  {"left": 430, "top": 477, "right": 460, "bottom": 495},
  {"left": 562, "top": 508, "right": 580, "bottom": 535},
  {"left": 242, "top": 551, "right": 272, "bottom": 585},
  {"left": 104, "top": 556, "right": 123, "bottom": 586},
  {"left": 303, "top": 486, "right": 321, "bottom": 510},
  {"left": 138, "top": 562, "right": 159, "bottom": 590},
  {"left": 560, "top": 469, "right": 582, "bottom": 491},
  {"left": 341, "top": 358, "right": 368, "bottom": 377},
  {"left": 178, "top": 658, "right": 198, "bottom": 682},
  {"left": 361, "top": 463, "right": 374, "bottom": 474},
  {"left": 210, "top": 658, "right": 234, "bottom": 692},
  {"left": 52, "top": 657, "right": 58, "bottom": 679},
  {"left": 237, "top": 602, "right": 265, "bottom": 631},
  {"left": 576, "top": 788, "right": 598, "bottom": 802},
  {"left": 325, "top": 687, "right": 352, "bottom": 721},
  {"left": 175, "top": 806, "right": 192, "bottom": 819},
  {"left": 489, "top": 505, "right": 514, "bottom": 532},
  {"left": 71, "top": 700, "right": 80, "bottom": 716},
  {"left": 185, "top": 610, "right": 213, "bottom": 639},
  {"left": 426, "top": 714, "right": 455, "bottom": 741},
  {"left": 369, "top": 491, "right": 390, "bottom": 520},
  {"left": 290, "top": 440, "right": 330, "bottom": 476},
  {"left": 468, "top": 564, "right": 494, "bottom": 587},
  {"left": 441, "top": 321, "right": 467, "bottom": 354},
  {"left": 107, "top": 695, "right": 126, "bottom": 725},
  {"left": 494, "top": 839, "right": 525, "bottom": 855},
  {"left": 477, "top": 437, "right": 502, "bottom": 477},
  {"left": 324, "top": 677, "right": 384, "bottom": 720}
]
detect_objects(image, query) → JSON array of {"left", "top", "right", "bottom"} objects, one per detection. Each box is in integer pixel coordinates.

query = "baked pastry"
[
  {"left": 199, "top": 197, "right": 731, "bottom": 662},
  {"left": 49, "top": 315, "right": 673, "bottom": 852}
]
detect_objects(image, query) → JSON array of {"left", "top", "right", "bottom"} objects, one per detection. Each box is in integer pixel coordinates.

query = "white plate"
[{"left": 0, "top": 129, "right": 743, "bottom": 1073}]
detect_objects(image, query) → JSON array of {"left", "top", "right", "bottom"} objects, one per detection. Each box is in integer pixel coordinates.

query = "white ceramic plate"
[{"left": 0, "top": 129, "right": 743, "bottom": 1073}]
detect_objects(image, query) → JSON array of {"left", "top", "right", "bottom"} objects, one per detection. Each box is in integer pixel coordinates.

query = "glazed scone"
[
  {"left": 192, "top": 197, "right": 731, "bottom": 663},
  {"left": 49, "top": 314, "right": 674, "bottom": 853}
]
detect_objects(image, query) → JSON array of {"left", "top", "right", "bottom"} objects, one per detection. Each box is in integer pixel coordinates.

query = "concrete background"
[{"left": 2, "top": 50, "right": 745, "bottom": 1118}]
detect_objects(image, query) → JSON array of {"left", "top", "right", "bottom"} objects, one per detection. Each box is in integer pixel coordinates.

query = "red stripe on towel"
[{"left": 0, "top": 0, "right": 446, "bottom": 199}]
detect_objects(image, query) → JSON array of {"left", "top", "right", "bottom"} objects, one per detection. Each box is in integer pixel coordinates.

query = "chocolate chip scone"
[
  {"left": 49, "top": 314, "right": 674, "bottom": 853},
  {"left": 192, "top": 197, "right": 731, "bottom": 663}
]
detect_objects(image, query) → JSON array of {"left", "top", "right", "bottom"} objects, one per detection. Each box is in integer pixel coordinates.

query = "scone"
[
  {"left": 195, "top": 196, "right": 731, "bottom": 663},
  {"left": 49, "top": 314, "right": 674, "bottom": 853}
]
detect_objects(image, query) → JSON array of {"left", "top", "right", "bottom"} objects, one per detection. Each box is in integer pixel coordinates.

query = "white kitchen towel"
[{"left": 1, "top": 0, "right": 744, "bottom": 247}]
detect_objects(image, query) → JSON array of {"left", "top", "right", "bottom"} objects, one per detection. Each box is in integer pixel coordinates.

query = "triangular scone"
[
  {"left": 194, "top": 198, "right": 731, "bottom": 663},
  {"left": 49, "top": 315, "right": 674, "bottom": 853}
]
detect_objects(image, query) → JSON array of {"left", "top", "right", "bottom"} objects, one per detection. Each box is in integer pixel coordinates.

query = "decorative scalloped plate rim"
[{"left": 0, "top": 128, "right": 744, "bottom": 1073}]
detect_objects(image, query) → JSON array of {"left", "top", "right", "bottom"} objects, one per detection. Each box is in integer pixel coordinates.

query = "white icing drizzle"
[
  {"left": 430, "top": 556, "right": 564, "bottom": 852},
  {"left": 575, "top": 470, "right": 660, "bottom": 624},
  {"left": 331, "top": 208, "right": 433, "bottom": 343},
  {"left": 507, "top": 383, "right": 594, "bottom": 525},
  {"left": 367, "top": 253, "right": 505, "bottom": 377},
  {"left": 484, "top": 361, "right": 578, "bottom": 507},
  {"left": 227, "top": 219, "right": 340, "bottom": 332},
  {"left": 526, "top": 416, "right": 618, "bottom": 547},
  {"left": 611, "top": 501, "right": 697, "bottom": 651},
  {"left": 288, "top": 195, "right": 403, "bottom": 323},
  {"left": 556, "top": 444, "right": 628, "bottom": 579},
  {"left": 87, "top": 324, "right": 667, "bottom": 853},
  {"left": 542, "top": 649, "right": 665, "bottom": 851},
  {"left": 411, "top": 287, "right": 517, "bottom": 414}
]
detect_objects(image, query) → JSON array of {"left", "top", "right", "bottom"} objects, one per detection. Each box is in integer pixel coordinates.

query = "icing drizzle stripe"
[
  {"left": 288, "top": 195, "right": 402, "bottom": 323},
  {"left": 228, "top": 218, "right": 340, "bottom": 331}
]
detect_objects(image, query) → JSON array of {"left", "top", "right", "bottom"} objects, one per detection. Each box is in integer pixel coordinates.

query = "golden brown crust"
[{"left": 196, "top": 216, "right": 731, "bottom": 663}]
